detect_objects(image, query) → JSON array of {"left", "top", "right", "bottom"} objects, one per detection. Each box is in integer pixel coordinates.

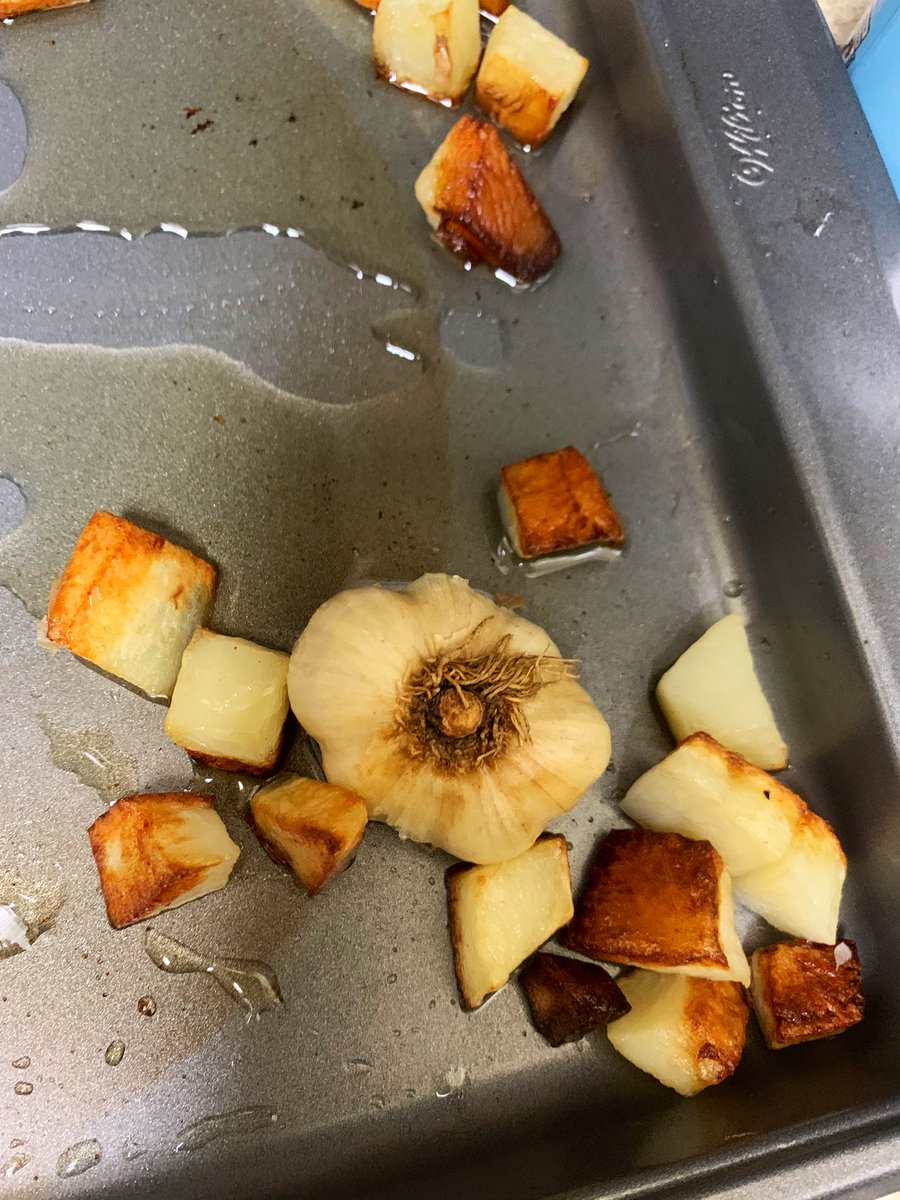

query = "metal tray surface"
[{"left": 1, "top": 0, "right": 900, "bottom": 1197}]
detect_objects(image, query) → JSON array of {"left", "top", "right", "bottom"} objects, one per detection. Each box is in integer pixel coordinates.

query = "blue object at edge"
[{"left": 849, "top": 0, "right": 900, "bottom": 202}]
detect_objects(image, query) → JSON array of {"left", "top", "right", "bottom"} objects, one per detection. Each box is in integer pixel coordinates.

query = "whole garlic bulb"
[{"left": 288, "top": 574, "right": 611, "bottom": 864}]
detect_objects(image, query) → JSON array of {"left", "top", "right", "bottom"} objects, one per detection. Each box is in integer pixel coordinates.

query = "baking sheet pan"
[{"left": 2, "top": 0, "right": 900, "bottom": 1196}]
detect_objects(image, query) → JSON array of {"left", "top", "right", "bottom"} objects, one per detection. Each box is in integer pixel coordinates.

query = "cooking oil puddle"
[
  {"left": 0, "top": 868, "right": 65, "bottom": 958},
  {"left": 56, "top": 1138, "right": 102, "bottom": 1179},
  {"left": 190, "top": 761, "right": 255, "bottom": 807},
  {"left": 2, "top": 1154, "right": 29, "bottom": 1177},
  {"left": 371, "top": 310, "right": 438, "bottom": 370},
  {"left": 174, "top": 1107, "right": 278, "bottom": 1153},
  {"left": 39, "top": 715, "right": 138, "bottom": 805},
  {"left": 0, "top": 477, "right": 27, "bottom": 536},
  {"left": 145, "top": 928, "right": 283, "bottom": 1020},
  {"left": 0, "top": 0, "right": 425, "bottom": 285},
  {"left": 493, "top": 536, "right": 622, "bottom": 579},
  {"left": 0, "top": 341, "right": 451, "bottom": 645}
]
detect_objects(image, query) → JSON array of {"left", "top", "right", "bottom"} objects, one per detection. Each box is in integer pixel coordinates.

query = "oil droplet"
[
  {"left": 137, "top": 995, "right": 157, "bottom": 1017},
  {"left": 0, "top": 868, "right": 66, "bottom": 953},
  {"left": 369, "top": 1094, "right": 387, "bottom": 1110},
  {"left": 174, "top": 1107, "right": 278, "bottom": 1153},
  {"left": 121, "top": 1142, "right": 146, "bottom": 1161},
  {"left": 56, "top": 1138, "right": 102, "bottom": 1179},
  {"left": 2, "top": 1153, "right": 29, "bottom": 1178},
  {"left": 11, "top": 1055, "right": 30, "bottom": 1069},
  {"left": 9, "top": 1139, "right": 25, "bottom": 1148},
  {"left": 386, "top": 972, "right": 397, "bottom": 984},
  {"left": 13, "top": 1081, "right": 33, "bottom": 1096},
  {"left": 723, "top": 579, "right": 744, "bottom": 598},
  {"left": 342, "top": 1058, "right": 373, "bottom": 1076},
  {"left": 445, "top": 1065, "right": 466, "bottom": 1089},
  {"left": 0, "top": 477, "right": 27, "bottom": 537},
  {"left": 436, "top": 1065, "right": 466, "bottom": 1097},
  {"left": 40, "top": 716, "right": 139, "bottom": 806},
  {"left": 145, "top": 929, "right": 282, "bottom": 1020},
  {"left": 104, "top": 1040, "right": 125, "bottom": 1066}
]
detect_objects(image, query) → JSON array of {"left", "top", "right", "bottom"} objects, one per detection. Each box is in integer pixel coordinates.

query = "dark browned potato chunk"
[
  {"left": 518, "top": 951, "right": 630, "bottom": 1046},
  {"left": 750, "top": 939, "right": 864, "bottom": 1049},
  {"left": 499, "top": 445, "right": 625, "bottom": 559},
  {"left": 415, "top": 116, "right": 560, "bottom": 284}
]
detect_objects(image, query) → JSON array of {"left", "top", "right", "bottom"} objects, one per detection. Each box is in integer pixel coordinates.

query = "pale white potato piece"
[
  {"left": 447, "top": 834, "right": 573, "bottom": 1009},
  {"left": 608, "top": 970, "right": 749, "bottom": 1096},
  {"left": 733, "top": 807, "right": 846, "bottom": 943},
  {"left": 373, "top": 0, "right": 481, "bottom": 107},
  {"left": 46, "top": 510, "right": 216, "bottom": 699},
  {"left": 475, "top": 6, "right": 588, "bottom": 147},
  {"left": 165, "top": 629, "right": 290, "bottom": 774},
  {"left": 621, "top": 733, "right": 797, "bottom": 876},
  {"left": 88, "top": 793, "right": 240, "bottom": 929},
  {"left": 656, "top": 614, "right": 788, "bottom": 770}
]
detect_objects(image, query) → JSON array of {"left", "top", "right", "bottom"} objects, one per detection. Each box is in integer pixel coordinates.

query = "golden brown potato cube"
[
  {"left": 448, "top": 834, "right": 573, "bottom": 1009},
  {"left": 88, "top": 793, "right": 239, "bottom": 929},
  {"left": 519, "top": 951, "right": 630, "bottom": 1046},
  {"left": 499, "top": 445, "right": 625, "bottom": 559},
  {"left": 560, "top": 829, "right": 749, "bottom": 984},
  {"left": 164, "top": 628, "right": 290, "bottom": 775},
  {"left": 480, "top": 0, "right": 509, "bottom": 15},
  {"left": 0, "top": 0, "right": 90, "bottom": 14},
  {"left": 373, "top": 0, "right": 481, "bottom": 108},
  {"left": 415, "top": 115, "right": 561, "bottom": 284},
  {"left": 750, "top": 939, "right": 863, "bottom": 1049},
  {"left": 354, "top": 0, "right": 378, "bottom": 8},
  {"left": 250, "top": 775, "right": 368, "bottom": 894},
  {"left": 46, "top": 510, "right": 216, "bottom": 699},
  {"left": 608, "top": 971, "right": 749, "bottom": 1096},
  {"left": 475, "top": 6, "right": 588, "bottom": 148}
]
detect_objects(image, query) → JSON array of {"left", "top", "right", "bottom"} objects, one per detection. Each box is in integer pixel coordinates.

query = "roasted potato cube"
[
  {"left": 88, "top": 793, "right": 239, "bottom": 929},
  {"left": 415, "top": 115, "right": 561, "bottom": 284},
  {"left": 560, "top": 829, "right": 750, "bottom": 984},
  {"left": 448, "top": 834, "right": 573, "bottom": 1009},
  {"left": 475, "top": 6, "right": 588, "bottom": 148},
  {"left": 622, "top": 733, "right": 800, "bottom": 877},
  {"left": 45, "top": 511, "right": 216, "bottom": 700},
  {"left": 480, "top": 0, "right": 509, "bottom": 16},
  {"left": 733, "top": 807, "right": 846, "bottom": 943},
  {"left": 164, "top": 629, "right": 290, "bottom": 775},
  {"left": 519, "top": 951, "right": 630, "bottom": 1046},
  {"left": 656, "top": 614, "right": 788, "bottom": 771},
  {"left": 353, "top": 0, "right": 378, "bottom": 8},
  {"left": 750, "top": 939, "right": 863, "bottom": 1049},
  {"left": 499, "top": 445, "right": 625, "bottom": 560},
  {"left": 373, "top": 0, "right": 481, "bottom": 108},
  {"left": 250, "top": 775, "right": 368, "bottom": 894},
  {"left": 0, "top": 0, "right": 90, "bottom": 14},
  {"left": 608, "top": 970, "right": 749, "bottom": 1096}
]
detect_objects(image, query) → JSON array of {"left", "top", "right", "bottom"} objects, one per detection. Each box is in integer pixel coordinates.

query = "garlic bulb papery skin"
[{"left": 288, "top": 573, "right": 611, "bottom": 864}]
